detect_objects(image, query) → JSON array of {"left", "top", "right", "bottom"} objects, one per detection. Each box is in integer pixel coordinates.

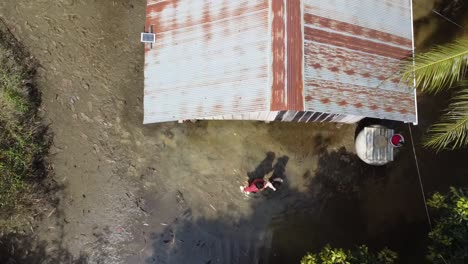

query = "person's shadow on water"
[
  {"left": 247, "top": 152, "right": 290, "bottom": 188},
  {"left": 269, "top": 155, "right": 289, "bottom": 182},
  {"left": 247, "top": 151, "right": 276, "bottom": 184}
]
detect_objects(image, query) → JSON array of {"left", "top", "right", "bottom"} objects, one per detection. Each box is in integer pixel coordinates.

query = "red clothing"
[
  {"left": 243, "top": 179, "right": 265, "bottom": 193},
  {"left": 391, "top": 134, "right": 404, "bottom": 146}
]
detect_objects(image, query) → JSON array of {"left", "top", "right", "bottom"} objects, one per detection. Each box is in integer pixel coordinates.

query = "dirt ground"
[{"left": 1, "top": 0, "right": 468, "bottom": 263}]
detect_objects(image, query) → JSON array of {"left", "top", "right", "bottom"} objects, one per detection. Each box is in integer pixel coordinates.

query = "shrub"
[
  {"left": 301, "top": 245, "right": 397, "bottom": 264},
  {"left": 0, "top": 20, "right": 49, "bottom": 210}
]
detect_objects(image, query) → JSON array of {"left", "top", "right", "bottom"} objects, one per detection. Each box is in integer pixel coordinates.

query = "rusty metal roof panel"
[
  {"left": 302, "top": 0, "right": 417, "bottom": 123},
  {"left": 143, "top": 0, "right": 417, "bottom": 124},
  {"left": 270, "top": 0, "right": 305, "bottom": 112},
  {"left": 143, "top": 0, "right": 271, "bottom": 124}
]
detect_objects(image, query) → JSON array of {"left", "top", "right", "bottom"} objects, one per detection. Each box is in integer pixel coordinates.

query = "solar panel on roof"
[{"left": 141, "top": 33, "right": 156, "bottom": 43}]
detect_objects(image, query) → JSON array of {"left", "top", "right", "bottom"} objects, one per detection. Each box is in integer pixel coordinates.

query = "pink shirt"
[{"left": 243, "top": 179, "right": 265, "bottom": 193}]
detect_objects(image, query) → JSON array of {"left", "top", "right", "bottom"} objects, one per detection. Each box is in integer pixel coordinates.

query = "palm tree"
[{"left": 402, "top": 39, "right": 468, "bottom": 151}]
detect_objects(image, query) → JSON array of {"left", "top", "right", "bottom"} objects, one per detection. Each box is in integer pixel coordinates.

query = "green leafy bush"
[
  {"left": 427, "top": 187, "right": 468, "bottom": 264},
  {"left": 301, "top": 245, "right": 397, "bottom": 264},
  {"left": 301, "top": 187, "right": 468, "bottom": 264}
]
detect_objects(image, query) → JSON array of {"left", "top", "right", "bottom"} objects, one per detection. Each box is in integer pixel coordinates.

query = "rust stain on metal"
[
  {"left": 147, "top": 0, "right": 179, "bottom": 13},
  {"left": 148, "top": 1, "right": 268, "bottom": 33},
  {"left": 344, "top": 69, "right": 355, "bottom": 75},
  {"left": 304, "top": 13, "right": 412, "bottom": 47},
  {"left": 286, "top": 0, "right": 304, "bottom": 111},
  {"left": 301, "top": 0, "right": 416, "bottom": 122},
  {"left": 305, "top": 79, "right": 416, "bottom": 116},
  {"left": 338, "top": 100, "right": 348, "bottom": 106},
  {"left": 305, "top": 79, "right": 415, "bottom": 103},
  {"left": 304, "top": 26, "right": 410, "bottom": 59},
  {"left": 213, "top": 104, "right": 223, "bottom": 112},
  {"left": 304, "top": 42, "right": 403, "bottom": 79},
  {"left": 143, "top": 0, "right": 417, "bottom": 124},
  {"left": 270, "top": 0, "right": 287, "bottom": 111},
  {"left": 144, "top": 0, "right": 271, "bottom": 123},
  {"left": 202, "top": 0, "right": 212, "bottom": 42},
  {"left": 384, "top": 106, "right": 394, "bottom": 112},
  {"left": 361, "top": 72, "right": 371, "bottom": 78}
]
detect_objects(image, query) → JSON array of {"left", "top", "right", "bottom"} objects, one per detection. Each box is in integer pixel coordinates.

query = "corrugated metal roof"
[
  {"left": 365, "top": 126, "right": 394, "bottom": 163},
  {"left": 270, "top": 0, "right": 287, "bottom": 111},
  {"left": 286, "top": 0, "right": 304, "bottom": 111},
  {"left": 302, "top": 0, "right": 416, "bottom": 122},
  {"left": 143, "top": 0, "right": 417, "bottom": 124},
  {"left": 143, "top": 0, "right": 271, "bottom": 124}
]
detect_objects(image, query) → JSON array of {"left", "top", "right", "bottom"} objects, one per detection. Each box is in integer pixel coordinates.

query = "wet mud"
[{"left": 1, "top": 0, "right": 468, "bottom": 263}]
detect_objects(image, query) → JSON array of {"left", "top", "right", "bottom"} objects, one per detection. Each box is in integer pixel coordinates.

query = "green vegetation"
[
  {"left": 427, "top": 187, "right": 468, "bottom": 264},
  {"left": 301, "top": 245, "right": 397, "bottom": 264},
  {"left": 0, "top": 22, "right": 49, "bottom": 210},
  {"left": 301, "top": 188, "right": 468, "bottom": 264},
  {"left": 402, "top": 39, "right": 468, "bottom": 151}
]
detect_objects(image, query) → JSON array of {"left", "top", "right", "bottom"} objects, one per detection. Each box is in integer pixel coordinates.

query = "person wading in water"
[
  {"left": 240, "top": 173, "right": 283, "bottom": 194},
  {"left": 240, "top": 152, "right": 287, "bottom": 194}
]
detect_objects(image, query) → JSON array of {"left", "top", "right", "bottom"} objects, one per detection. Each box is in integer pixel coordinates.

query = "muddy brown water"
[{"left": 1, "top": 0, "right": 468, "bottom": 263}]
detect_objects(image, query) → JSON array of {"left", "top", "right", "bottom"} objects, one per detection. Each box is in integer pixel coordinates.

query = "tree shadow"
[
  {"left": 146, "top": 211, "right": 258, "bottom": 263},
  {"left": 0, "top": 232, "right": 88, "bottom": 264},
  {"left": 0, "top": 180, "right": 91, "bottom": 264},
  {"left": 141, "top": 138, "right": 468, "bottom": 264},
  {"left": 139, "top": 147, "right": 406, "bottom": 264},
  {"left": 143, "top": 192, "right": 288, "bottom": 264},
  {"left": 0, "top": 170, "right": 89, "bottom": 264},
  {"left": 313, "top": 147, "right": 387, "bottom": 195}
]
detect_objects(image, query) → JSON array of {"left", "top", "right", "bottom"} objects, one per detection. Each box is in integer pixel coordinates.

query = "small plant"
[{"left": 301, "top": 245, "right": 397, "bottom": 264}]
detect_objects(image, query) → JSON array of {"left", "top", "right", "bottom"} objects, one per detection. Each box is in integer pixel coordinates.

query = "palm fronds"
[
  {"left": 403, "top": 39, "right": 468, "bottom": 94},
  {"left": 424, "top": 87, "right": 468, "bottom": 151}
]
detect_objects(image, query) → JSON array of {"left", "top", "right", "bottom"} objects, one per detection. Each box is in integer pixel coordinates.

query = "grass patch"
[{"left": 0, "top": 19, "right": 49, "bottom": 211}]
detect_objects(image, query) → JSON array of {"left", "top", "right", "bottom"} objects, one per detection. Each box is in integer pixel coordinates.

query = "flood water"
[{"left": 0, "top": 0, "right": 467, "bottom": 263}]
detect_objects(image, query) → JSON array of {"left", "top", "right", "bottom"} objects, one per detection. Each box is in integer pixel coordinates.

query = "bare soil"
[{"left": 0, "top": 0, "right": 467, "bottom": 263}]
